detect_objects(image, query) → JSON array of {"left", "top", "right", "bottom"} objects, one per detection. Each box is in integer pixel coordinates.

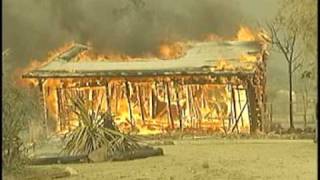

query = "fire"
[
  {"left": 158, "top": 42, "right": 188, "bottom": 59},
  {"left": 17, "top": 42, "right": 77, "bottom": 87},
  {"left": 20, "top": 26, "right": 264, "bottom": 74},
  {"left": 70, "top": 41, "right": 189, "bottom": 61},
  {"left": 239, "top": 54, "right": 257, "bottom": 62},
  {"left": 15, "top": 60, "right": 43, "bottom": 87},
  {"left": 19, "top": 25, "right": 266, "bottom": 135},
  {"left": 75, "top": 50, "right": 145, "bottom": 62},
  {"left": 213, "top": 59, "right": 235, "bottom": 71},
  {"left": 236, "top": 26, "right": 256, "bottom": 41}
]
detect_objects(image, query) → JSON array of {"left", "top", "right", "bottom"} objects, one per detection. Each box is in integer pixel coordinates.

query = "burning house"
[{"left": 22, "top": 28, "right": 269, "bottom": 136}]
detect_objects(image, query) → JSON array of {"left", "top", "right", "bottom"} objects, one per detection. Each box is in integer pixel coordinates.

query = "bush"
[
  {"left": 2, "top": 86, "right": 33, "bottom": 170},
  {"left": 2, "top": 50, "right": 41, "bottom": 170},
  {"left": 62, "top": 94, "right": 141, "bottom": 156}
]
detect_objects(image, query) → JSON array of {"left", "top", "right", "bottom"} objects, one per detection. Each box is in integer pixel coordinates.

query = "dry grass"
[{"left": 5, "top": 139, "right": 317, "bottom": 180}]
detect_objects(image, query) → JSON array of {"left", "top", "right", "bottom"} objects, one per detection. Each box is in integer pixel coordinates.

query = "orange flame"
[
  {"left": 19, "top": 26, "right": 265, "bottom": 135},
  {"left": 158, "top": 41, "right": 188, "bottom": 59},
  {"left": 236, "top": 26, "right": 256, "bottom": 41}
]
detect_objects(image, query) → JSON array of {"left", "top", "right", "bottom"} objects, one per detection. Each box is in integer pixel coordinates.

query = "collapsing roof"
[{"left": 23, "top": 40, "right": 266, "bottom": 79}]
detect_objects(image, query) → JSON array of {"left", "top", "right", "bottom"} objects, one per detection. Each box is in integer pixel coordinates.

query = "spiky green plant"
[{"left": 62, "top": 92, "right": 141, "bottom": 156}]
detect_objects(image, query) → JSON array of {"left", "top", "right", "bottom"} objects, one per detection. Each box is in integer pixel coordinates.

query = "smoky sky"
[{"left": 3, "top": 0, "right": 246, "bottom": 68}]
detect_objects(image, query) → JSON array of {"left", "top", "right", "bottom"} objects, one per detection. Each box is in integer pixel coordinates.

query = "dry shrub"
[{"left": 62, "top": 94, "right": 142, "bottom": 156}]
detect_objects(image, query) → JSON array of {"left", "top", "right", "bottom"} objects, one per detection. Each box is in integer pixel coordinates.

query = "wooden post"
[
  {"left": 56, "top": 88, "right": 63, "bottom": 132},
  {"left": 153, "top": 82, "right": 158, "bottom": 118},
  {"left": 247, "top": 81, "right": 258, "bottom": 134},
  {"left": 105, "top": 81, "right": 111, "bottom": 113},
  {"left": 186, "top": 85, "right": 194, "bottom": 127},
  {"left": 228, "top": 85, "right": 233, "bottom": 130},
  {"left": 231, "top": 100, "right": 249, "bottom": 133},
  {"left": 165, "top": 81, "right": 174, "bottom": 129},
  {"left": 192, "top": 87, "right": 202, "bottom": 128},
  {"left": 124, "top": 81, "right": 134, "bottom": 126},
  {"left": 185, "top": 86, "right": 190, "bottom": 118},
  {"left": 38, "top": 79, "right": 48, "bottom": 138},
  {"left": 174, "top": 82, "right": 183, "bottom": 130},
  {"left": 149, "top": 84, "right": 156, "bottom": 119},
  {"left": 201, "top": 85, "right": 206, "bottom": 108},
  {"left": 236, "top": 87, "right": 244, "bottom": 127},
  {"left": 136, "top": 84, "right": 145, "bottom": 124},
  {"left": 231, "top": 86, "right": 239, "bottom": 133},
  {"left": 115, "top": 85, "right": 119, "bottom": 114}
]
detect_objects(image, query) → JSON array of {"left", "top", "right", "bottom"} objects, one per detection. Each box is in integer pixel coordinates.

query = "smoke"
[{"left": 3, "top": 0, "right": 246, "bottom": 68}]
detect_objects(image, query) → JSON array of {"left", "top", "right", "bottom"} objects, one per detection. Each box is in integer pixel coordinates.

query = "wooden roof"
[{"left": 23, "top": 40, "right": 266, "bottom": 79}]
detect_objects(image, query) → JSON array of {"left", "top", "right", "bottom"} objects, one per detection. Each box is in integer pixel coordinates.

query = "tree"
[
  {"left": 267, "top": 20, "right": 302, "bottom": 131},
  {"left": 300, "top": 73, "right": 312, "bottom": 129},
  {"left": 267, "top": 0, "right": 317, "bottom": 132},
  {"left": 278, "top": 0, "right": 317, "bottom": 57}
]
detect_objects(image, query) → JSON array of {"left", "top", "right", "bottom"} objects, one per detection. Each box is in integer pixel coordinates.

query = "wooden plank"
[
  {"left": 231, "top": 86, "right": 239, "bottom": 133},
  {"left": 136, "top": 84, "right": 145, "bottom": 124},
  {"left": 236, "top": 87, "right": 244, "bottom": 127},
  {"left": 165, "top": 81, "right": 174, "bottom": 129},
  {"left": 149, "top": 85, "right": 155, "bottom": 119},
  {"left": 115, "top": 85, "right": 119, "bottom": 114},
  {"left": 153, "top": 82, "right": 158, "bottom": 118},
  {"left": 247, "top": 81, "right": 258, "bottom": 133},
  {"left": 124, "top": 81, "right": 134, "bottom": 125},
  {"left": 56, "top": 88, "right": 63, "bottom": 131},
  {"left": 38, "top": 79, "right": 48, "bottom": 138},
  {"left": 174, "top": 83, "right": 183, "bottom": 130},
  {"left": 231, "top": 99, "right": 248, "bottom": 132},
  {"left": 105, "top": 81, "right": 111, "bottom": 113}
]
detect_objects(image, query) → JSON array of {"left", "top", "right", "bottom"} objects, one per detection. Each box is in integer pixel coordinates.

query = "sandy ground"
[{"left": 16, "top": 139, "right": 317, "bottom": 180}]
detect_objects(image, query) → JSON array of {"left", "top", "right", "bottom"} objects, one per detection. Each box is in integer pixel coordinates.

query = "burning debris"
[{"left": 22, "top": 27, "right": 269, "bottom": 137}]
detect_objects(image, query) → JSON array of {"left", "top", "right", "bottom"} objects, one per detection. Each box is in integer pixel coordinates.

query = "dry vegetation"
[{"left": 4, "top": 138, "right": 317, "bottom": 180}]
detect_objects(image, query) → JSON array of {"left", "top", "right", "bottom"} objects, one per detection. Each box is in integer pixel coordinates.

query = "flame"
[
  {"left": 20, "top": 26, "right": 265, "bottom": 75},
  {"left": 158, "top": 41, "right": 188, "bottom": 59},
  {"left": 15, "top": 60, "right": 43, "bottom": 87},
  {"left": 213, "top": 59, "right": 235, "bottom": 71},
  {"left": 239, "top": 54, "right": 257, "bottom": 62},
  {"left": 34, "top": 77, "right": 251, "bottom": 135},
  {"left": 19, "top": 26, "right": 266, "bottom": 135},
  {"left": 236, "top": 26, "right": 256, "bottom": 41},
  {"left": 17, "top": 42, "right": 76, "bottom": 87}
]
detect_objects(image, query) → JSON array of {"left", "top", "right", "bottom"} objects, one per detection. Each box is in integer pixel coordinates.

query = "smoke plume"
[{"left": 3, "top": 0, "right": 246, "bottom": 68}]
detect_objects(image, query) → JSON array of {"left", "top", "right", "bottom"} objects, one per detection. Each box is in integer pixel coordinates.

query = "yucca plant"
[{"left": 62, "top": 92, "right": 141, "bottom": 156}]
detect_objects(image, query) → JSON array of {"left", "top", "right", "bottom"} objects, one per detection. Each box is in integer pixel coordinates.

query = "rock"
[
  {"left": 88, "top": 145, "right": 108, "bottom": 162},
  {"left": 110, "top": 147, "right": 164, "bottom": 161},
  {"left": 65, "top": 166, "right": 78, "bottom": 176}
]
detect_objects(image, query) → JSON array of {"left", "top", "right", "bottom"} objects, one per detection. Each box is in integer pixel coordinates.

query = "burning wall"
[
  {"left": 22, "top": 26, "right": 269, "bottom": 135},
  {"left": 39, "top": 78, "right": 251, "bottom": 135}
]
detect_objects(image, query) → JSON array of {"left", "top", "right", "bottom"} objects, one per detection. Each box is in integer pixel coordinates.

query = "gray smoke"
[{"left": 3, "top": 0, "right": 246, "bottom": 68}]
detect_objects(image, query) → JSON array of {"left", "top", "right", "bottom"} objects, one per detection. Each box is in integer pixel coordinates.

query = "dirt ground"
[{"left": 9, "top": 138, "right": 317, "bottom": 180}]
